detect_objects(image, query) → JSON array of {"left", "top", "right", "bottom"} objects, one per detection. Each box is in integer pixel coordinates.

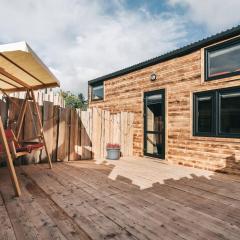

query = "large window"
[
  {"left": 91, "top": 83, "right": 104, "bottom": 101},
  {"left": 193, "top": 87, "right": 240, "bottom": 138},
  {"left": 205, "top": 37, "right": 240, "bottom": 81}
]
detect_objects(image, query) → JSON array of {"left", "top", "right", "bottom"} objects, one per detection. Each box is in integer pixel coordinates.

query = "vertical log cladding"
[{"left": 89, "top": 50, "right": 240, "bottom": 174}]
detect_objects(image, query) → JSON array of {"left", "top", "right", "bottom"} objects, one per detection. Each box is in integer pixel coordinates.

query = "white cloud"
[
  {"left": 0, "top": 0, "right": 187, "bottom": 96},
  {"left": 168, "top": 0, "right": 240, "bottom": 32}
]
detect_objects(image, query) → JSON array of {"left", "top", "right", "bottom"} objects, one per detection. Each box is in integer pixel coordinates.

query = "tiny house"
[{"left": 88, "top": 25, "right": 240, "bottom": 174}]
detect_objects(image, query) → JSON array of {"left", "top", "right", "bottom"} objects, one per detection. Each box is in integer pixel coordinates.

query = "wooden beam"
[
  {"left": 0, "top": 116, "right": 21, "bottom": 197},
  {"left": 0, "top": 78, "right": 20, "bottom": 89},
  {"left": 3, "top": 82, "right": 60, "bottom": 93},
  {"left": 0, "top": 53, "right": 45, "bottom": 85},
  {"left": 0, "top": 67, "right": 31, "bottom": 89},
  {"left": 30, "top": 89, "right": 52, "bottom": 169}
]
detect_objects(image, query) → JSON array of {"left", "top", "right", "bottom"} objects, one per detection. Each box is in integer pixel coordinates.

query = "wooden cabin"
[{"left": 88, "top": 25, "right": 240, "bottom": 175}]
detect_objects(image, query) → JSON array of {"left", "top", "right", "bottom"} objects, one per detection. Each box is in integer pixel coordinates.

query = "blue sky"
[
  {"left": 123, "top": 0, "right": 209, "bottom": 44},
  {"left": 0, "top": 0, "right": 240, "bottom": 95}
]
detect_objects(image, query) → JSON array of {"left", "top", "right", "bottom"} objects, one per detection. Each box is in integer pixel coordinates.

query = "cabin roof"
[{"left": 89, "top": 25, "right": 240, "bottom": 85}]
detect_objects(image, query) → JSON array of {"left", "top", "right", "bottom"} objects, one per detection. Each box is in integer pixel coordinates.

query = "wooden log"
[
  {"left": 104, "top": 110, "right": 110, "bottom": 158},
  {"left": 52, "top": 105, "right": 60, "bottom": 162},
  {"left": 57, "top": 107, "right": 71, "bottom": 161},
  {"left": 92, "top": 108, "right": 101, "bottom": 159},
  {"left": 41, "top": 101, "right": 54, "bottom": 163},
  {"left": 129, "top": 113, "right": 134, "bottom": 156},
  {"left": 69, "top": 108, "right": 79, "bottom": 161},
  {"left": 80, "top": 110, "right": 92, "bottom": 159}
]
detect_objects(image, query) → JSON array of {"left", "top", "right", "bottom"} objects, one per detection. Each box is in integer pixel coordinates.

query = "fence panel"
[
  {"left": 57, "top": 107, "right": 71, "bottom": 161},
  {"left": 0, "top": 92, "right": 134, "bottom": 164},
  {"left": 52, "top": 106, "right": 60, "bottom": 162},
  {"left": 42, "top": 101, "right": 54, "bottom": 163}
]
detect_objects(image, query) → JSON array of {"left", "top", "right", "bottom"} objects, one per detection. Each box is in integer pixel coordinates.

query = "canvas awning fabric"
[{"left": 0, "top": 41, "right": 60, "bottom": 92}]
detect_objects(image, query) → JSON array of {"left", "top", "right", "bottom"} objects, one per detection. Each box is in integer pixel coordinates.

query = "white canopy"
[{"left": 0, "top": 41, "right": 60, "bottom": 92}]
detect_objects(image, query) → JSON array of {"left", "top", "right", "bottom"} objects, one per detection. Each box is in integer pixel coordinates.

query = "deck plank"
[
  {"left": 0, "top": 187, "right": 16, "bottom": 240},
  {"left": 23, "top": 163, "right": 238, "bottom": 240},
  {"left": 0, "top": 169, "right": 67, "bottom": 240},
  {"left": 18, "top": 170, "right": 92, "bottom": 240},
  {"left": 21, "top": 165, "right": 138, "bottom": 240},
  {"left": 0, "top": 159, "right": 240, "bottom": 240},
  {"left": 55, "top": 163, "right": 240, "bottom": 240},
  {"left": 40, "top": 164, "right": 187, "bottom": 240}
]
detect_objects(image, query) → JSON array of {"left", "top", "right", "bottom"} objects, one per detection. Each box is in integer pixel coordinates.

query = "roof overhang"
[{"left": 0, "top": 41, "right": 60, "bottom": 92}]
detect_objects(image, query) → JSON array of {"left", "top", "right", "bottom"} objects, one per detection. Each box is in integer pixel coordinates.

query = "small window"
[
  {"left": 205, "top": 37, "right": 240, "bottom": 81},
  {"left": 91, "top": 83, "right": 104, "bottom": 101},
  {"left": 193, "top": 87, "right": 240, "bottom": 138}
]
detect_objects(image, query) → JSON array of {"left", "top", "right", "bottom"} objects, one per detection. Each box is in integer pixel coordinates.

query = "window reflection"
[
  {"left": 146, "top": 102, "right": 163, "bottom": 132},
  {"left": 92, "top": 84, "right": 103, "bottom": 100},
  {"left": 220, "top": 92, "right": 240, "bottom": 134},
  {"left": 197, "top": 96, "right": 213, "bottom": 133},
  {"left": 207, "top": 40, "right": 240, "bottom": 78},
  {"left": 146, "top": 133, "right": 163, "bottom": 156}
]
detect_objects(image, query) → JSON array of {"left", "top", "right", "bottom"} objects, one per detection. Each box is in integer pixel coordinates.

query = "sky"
[{"left": 0, "top": 0, "right": 240, "bottom": 96}]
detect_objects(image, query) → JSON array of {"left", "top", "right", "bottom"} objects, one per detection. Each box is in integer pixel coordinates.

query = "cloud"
[
  {"left": 168, "top": 0, "right": 240, "bottom": 32},
  {"left": 0, "top": 0, "right": 187, "bottom": 96}
]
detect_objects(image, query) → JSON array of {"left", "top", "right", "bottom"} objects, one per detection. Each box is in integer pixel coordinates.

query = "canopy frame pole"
[
  {"left": 29, "top": 89, "right": 52, "bottom": 169},
  {"left": 26, "top": 96, "right": 40, "bottom": 140},
  {"left": 0, "top": 115, "right": 21, "bottom": 197},
  {"left": 15, "top": 91, "right": 29, "bottom": 140},
  {"left": 2, "top": 90, "right": 30, "bottom": 140}
]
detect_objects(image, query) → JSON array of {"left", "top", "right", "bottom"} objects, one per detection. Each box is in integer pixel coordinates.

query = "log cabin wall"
[{"left": 89, "top": 41, "right": 240, "bottom": 174}]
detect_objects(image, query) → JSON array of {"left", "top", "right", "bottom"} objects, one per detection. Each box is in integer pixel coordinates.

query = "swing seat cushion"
[
  {"left": 1, "top": 129, "right": 44, "bottom": 155},
  {"left": 23, "top": 142, "right": 44, "bottom": 152},
  {"left": 0, "top": 144, "right": 28, "bottom": 154}
]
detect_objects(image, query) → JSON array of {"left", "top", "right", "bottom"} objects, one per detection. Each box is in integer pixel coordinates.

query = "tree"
[{"left": 60, "top": 90, "right": 88, "bottom": 110}]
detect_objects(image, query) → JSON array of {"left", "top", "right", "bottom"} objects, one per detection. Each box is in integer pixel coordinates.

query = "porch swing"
[{"left": 0, "top": 41, "right": 60, "bottom": 197}]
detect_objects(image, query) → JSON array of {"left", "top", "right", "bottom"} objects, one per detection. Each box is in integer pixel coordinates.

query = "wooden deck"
[{"left": 0, "top": 157, "right": 240, "bottom": 240}]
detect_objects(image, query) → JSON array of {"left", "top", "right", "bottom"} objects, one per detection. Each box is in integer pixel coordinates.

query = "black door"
[{"left": 144, "top": 89, "right": 165, "bottom": 159}]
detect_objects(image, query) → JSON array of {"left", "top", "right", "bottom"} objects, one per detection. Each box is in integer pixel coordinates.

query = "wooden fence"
[
  {"left": 6, "top": 90, "right": 65, "bottom": 107},
  {"left": 0, "top": 94, "right": 134, "bottom": 164}
]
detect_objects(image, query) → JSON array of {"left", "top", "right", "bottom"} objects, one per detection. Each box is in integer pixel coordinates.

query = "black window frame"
[
  {"left": 193, "top": 86, "right": 240, "bottom": 138},
  {"left": 91, "top": 82, "right": 104, "bottom": 101},
  {"left": 193, "top": 91, "right": 216, "bottom": 136},
  {"left": 205, "top": 36, "right": 240, "bottom": 81}
]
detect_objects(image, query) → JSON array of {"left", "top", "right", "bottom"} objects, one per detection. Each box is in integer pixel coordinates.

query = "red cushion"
[
  {"left": 16, "top": 146, "right": 29, "bottom": 153},
  {"left": 4, "top": 129, "right": 14, "bottom": 140},
  {"left": 4, "top": 129, "right": 20, "bottom": 148},
  {"left": 0, "top": 142, "right": 44, "bottom": 154},
  {"left": 0, "top": 128, "right": 44, "bottom": 155},
  {"left": 0, "top": 144, "right": 29, "bottom": 153},
  {"left": 24, "top": 143, "right": 44, "bottom": 152}
]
